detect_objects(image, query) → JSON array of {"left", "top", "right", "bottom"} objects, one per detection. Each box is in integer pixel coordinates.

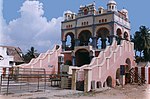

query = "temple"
[
  {"left": 16, "top": 0, "right": 137, "bottom": 92},
  {"left": 61, "top": 0, "right": 135, "bottom": 91},
  {"left": 61, "top": 0, "right": 130, "bottom": 66}
]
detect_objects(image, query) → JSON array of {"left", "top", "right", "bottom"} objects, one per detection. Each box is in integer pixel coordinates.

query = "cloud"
[{"left": 3, "top": 0, "right": 64, "bottom": 52}]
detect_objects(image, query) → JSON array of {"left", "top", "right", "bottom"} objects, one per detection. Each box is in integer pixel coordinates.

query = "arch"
[
  {"left": 96, "top": 27, "right": 110, "bottom": 38},
  {"left": 116, "top": 28, "right": 123, "bottom": 45},
  {"left": 65, "top": 32, "right": 75, "bottom": 50},
  {"left": 96, "top": 27, "right": 110, "bottom": 49},
  {"left": 125, "top": 58, "right": 131, "bottom": 73},
  {"left": 78, "top": 30, "right": 92, "bottom": 46},
  {"left": 116, "top": 68, "right": 121, "bottom": 86},
  {"left": 0, "top": 55, "right": 4, "bottom": 60},
  {"left": 124, "top": 32, "right": 129, "bottom": 40},
  {"left": 116, "top": 28, "right": 122, "bottom": 38},
  {"left": 96, "top": 81, "right": 102, "bottom": 88},
  {"left": 65, "top": 32, "right": 74, "bottom": 41},
  {"left": 75, "top": 49, "right": 90, "bottom": 67},
  {"left": 84, "top": 8, "right": 89, "bottom": 15},
  {"left": 106, "top": 76, "right": 112, "bottom": 87},
  {"left": 125, "top": 58, "right": 131, "bottom": 83},
  {"left": 103, "top": 82, "right": 106, "bottom": 87}
]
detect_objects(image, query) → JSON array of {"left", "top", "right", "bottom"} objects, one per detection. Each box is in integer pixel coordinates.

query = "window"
[
  {"left": 9, "top": 61, "right": 14, "bottom": 66},
  {"left": 99, "top": 11, "right": 101, "bottom": 14},
  {"left": 109, "top": 6, "right": 111, "bottom": 9},
  {"left": 99, "top": 20, "right": 101, "bottom": 23},
  {"left": 105, "top": 19, "right": 107, "bottom": 22},
  {"left": 84, "top": 8, "right": 88, "bottom": 15},
  {"left": 112, "top": 6, "right": 114, "bottom": 9},
  {"left": 102, "top": 19, "right": 104, "bottom": 23},
  {"left": 82, "top": 22, "right": 83, "bottom": 26}
]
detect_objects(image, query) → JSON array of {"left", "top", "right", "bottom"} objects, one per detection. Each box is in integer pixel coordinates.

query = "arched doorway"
[
  {"left": 96, "top": 28, "right": 110, "bottom": 49},
  {"left": 125, "top": 58, "right": 131, "bottom": 73},
  {"left": 106, "top": 76, "right": 112, "bottom": 87},
  {"left": 78, "top": 30, "right": 92, "bottom": 46},
  {"left": 96, "top": 81, "right": 102, "bottom": 88},
  {"left": 125, "top": 58, "right": 131, "bottom": 83},
  {"left": 116, "top": 28, "right": 122, "bottom": 38},
  {"left": 65, "top": 32, "right": 75, "bottom": 50},
  {"left": 124, "top": 32, "right": 129, "bottom": 40},
  {"left": 116, "top": 28, "right": 122, "bottom": 45},
  {"left": 75, "top": 49, "right": 90, "bottom": 67}
]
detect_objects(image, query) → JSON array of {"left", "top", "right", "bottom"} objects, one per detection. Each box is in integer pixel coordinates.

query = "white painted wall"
[{"left": 0, "top": 47, "right": 14, "bottom": 75}]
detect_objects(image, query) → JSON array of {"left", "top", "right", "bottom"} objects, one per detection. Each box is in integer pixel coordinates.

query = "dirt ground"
[{"left": 0, "top": 84, "right": 150, "bottom": 99}]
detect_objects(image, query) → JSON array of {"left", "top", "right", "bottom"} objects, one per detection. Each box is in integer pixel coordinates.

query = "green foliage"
[
  {"left": 23, "top": 47, "right": 38, "bottom": 63},
  {"left": 133, "top": 26, "right": 150, "bottom": 62}
]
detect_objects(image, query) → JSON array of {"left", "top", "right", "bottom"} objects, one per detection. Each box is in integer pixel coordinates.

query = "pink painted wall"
[
  {"left": 75, "top": 40, "right": 135, "bottom": 90},
  {"left": 18, "top": 45, "right": 62, "bottom": 74}
]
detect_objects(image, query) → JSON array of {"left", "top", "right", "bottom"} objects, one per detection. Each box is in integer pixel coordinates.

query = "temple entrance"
[{"left": 75, "top": 49, "right": 90, "bottom": 67}]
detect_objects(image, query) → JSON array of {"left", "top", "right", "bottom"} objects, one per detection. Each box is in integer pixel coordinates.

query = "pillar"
[
  {"left": 101, "top": 38, "right": 107, "bottom": 49},
  {"left": 92, "top": 37, "right": 97, "bottom": 49},
  {"left": 71, "top": 39, "right": 75, "bottom": 50},
  {"left": 84, "top": 68, "right": 92, "bottom": 92},
  {"left": 62, "top": 40, "right": 66, "bottom": 51},
  {"left": 71, "top": 68, "right": 79, "bottom": 90},
  {"left": 109, "top": 35, "right": 115, "bottom": 45},
  {"left": 75, "top": 39, "right": 80, "bottom": 46}
]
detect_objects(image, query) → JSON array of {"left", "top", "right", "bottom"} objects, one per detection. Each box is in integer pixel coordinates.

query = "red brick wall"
[{"left": 64, "top": 53, "right": 72, "bottom": 64}]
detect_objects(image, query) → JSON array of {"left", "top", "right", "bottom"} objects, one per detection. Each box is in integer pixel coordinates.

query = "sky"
[{"left": 0, "top": 0, "right": 150, "bottom": 53}]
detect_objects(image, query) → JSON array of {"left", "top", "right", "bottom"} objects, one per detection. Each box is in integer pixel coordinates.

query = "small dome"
[
  {"left": 98, "top": 6, "right": 104, "bottom": 9},
  {"left": 108, "top": 0, "right": 117, "bottom": 5},
  {"left": 121, "top": 8, "right": 128, "bottom": 13},
  {"left": 64, "top": 10, "right": 72, "bottom": 14}
]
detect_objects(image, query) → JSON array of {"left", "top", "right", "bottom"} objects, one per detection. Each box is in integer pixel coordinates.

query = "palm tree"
[
  {"left": 133, "top": 31, "right": 143, "bottom": 57},
  {"left": 139, "top": 26, "right": 150, "bottom": 61},
  {"left": 138, "top": 26, "right": 150, "bottom": 61},
  {"left": 23, "top": 47, "right": 38, "bottom": 63},
  {"left": 133, "top": 26, "right": 150, "bottom": 62},
  {"left": 27, "top": 47, "right": 37, "bottom": 58}
]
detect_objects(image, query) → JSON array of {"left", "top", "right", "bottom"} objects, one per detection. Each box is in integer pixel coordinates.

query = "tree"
[
  {"left": 140, "top": 26, "right": 150, "bottom": 61},
  {"left": 133, "top": 26, "right": 150, "bottom": 62},
  {"left": 132, "top": 31, "right": 144, "bottom": 57},
  {"left": 23, "top": 47, "right": 38, "bottom": 63}
]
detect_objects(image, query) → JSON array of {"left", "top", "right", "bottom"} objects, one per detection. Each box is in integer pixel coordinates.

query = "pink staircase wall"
[
  {"left": 17, "top": 45, "right": 61, "bottom": 74},
  {"left": 74, "top": 40, "right": 135, "bottom": 91}
]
